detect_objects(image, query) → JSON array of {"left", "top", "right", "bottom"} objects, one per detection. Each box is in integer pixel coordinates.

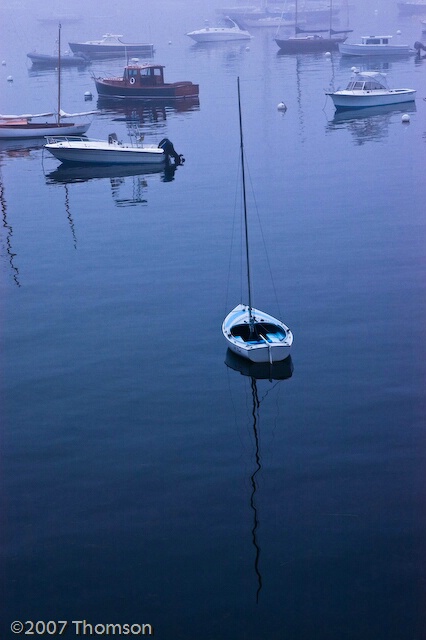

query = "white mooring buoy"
[
  {"left": 7, "top": 75, "right": 13, "bottom": 82},
  {"left": 84, "top": 91, "right": 93, "bottom": 101},
  {"left": 401, "top": 113, "right": 410, "bottom": 123},
  {"left": 277, "top": 101, "right": 287, "bottom": 111}
]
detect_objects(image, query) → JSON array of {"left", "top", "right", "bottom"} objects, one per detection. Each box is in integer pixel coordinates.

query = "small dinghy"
[{"left": 222, "top": 78, "right": 293, "bottom": 364}]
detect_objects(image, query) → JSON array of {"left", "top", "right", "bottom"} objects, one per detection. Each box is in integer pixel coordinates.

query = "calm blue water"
[{"left": 1, "top": 1, "right": 426, "bottom": 638}]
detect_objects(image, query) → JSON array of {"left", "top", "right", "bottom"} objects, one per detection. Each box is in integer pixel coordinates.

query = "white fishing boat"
[
  {"left": 326, "top": 70, "right": 416, "bottom": 109},
  {"left": 186, "top": 18, "right": 252, "bottom": 42},
  {"left": 222, "top": 78, "right": 293, "bottom": 364},
  {"left": 44, "top": 132, "right": 184, "bottom": 166},
  {"left": 0, "top": 25, "right": 93, "bottom": 140},
  {"left": 339, "top": 35, "right": 416, "bottom": 56}
]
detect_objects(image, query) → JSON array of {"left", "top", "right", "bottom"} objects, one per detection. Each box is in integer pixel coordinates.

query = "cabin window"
[
  {"left": 382, "top": 38, "right": 388, "bottom": 44},
  {"left": 353, "top": 81, "right": 364, "bottom": 89},
  {"left": 366, "top": 38, "right": 381, "bottom": 44},
  {"left": 127, "top": 69, "right": 138, "bottom": 81},
  {"left": 153, "top": 68, "right": 162, "bottom": 77}
]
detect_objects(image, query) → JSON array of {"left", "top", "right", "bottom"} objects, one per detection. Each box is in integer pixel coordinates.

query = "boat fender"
[
  {"left": 130, "top": 77, "right": 135, "bottom": 84},
  {"left": 158, "top": 138, "right": 184, "bottom": 165}
]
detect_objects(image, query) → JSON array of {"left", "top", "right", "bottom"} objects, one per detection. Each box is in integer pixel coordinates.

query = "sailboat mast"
[
  {"left": 57, "top": 23, "right": 61, "bottom": 125},
  {"left": 237, "top": 77, "right": 253, "bottom": 321}
]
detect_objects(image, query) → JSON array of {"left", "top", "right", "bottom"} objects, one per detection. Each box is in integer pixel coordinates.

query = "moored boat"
[
  {"left": 27, "top": 51, "right": 90, "bottom": 67},
  {"left": 222, "top": 78, "right": 293, "bottom": 364},
  {"left": 339, "top": 35, "right": 415, "bottom": 56},
  {"left": 275, "top": 0, "right": 351, "bottom": 53},
  {"left": 397, "top": 1, "right": 426, "bottom": 14},
  {"left": 0, "top": 25, "right": 93, "bottom": 139},
  {"left": 326, "top": 70, "right": 416, "bottom": 109},
  {"left": 68, "top": 34, "right": 154, "bottom": 59},
  {"left": 93, "top": 63, "right": 199, "bottom": 100},
  {"left": 44, "top": 133, "right": 184, "bottom": 166},
  {"left": 186, "top": 18, "right": 252, "bottom": 42}
]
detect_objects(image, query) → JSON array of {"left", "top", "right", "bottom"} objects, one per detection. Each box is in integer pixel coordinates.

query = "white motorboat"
[
  {"left": 222, "top": 79, "right": 293, "bottom": 364},
  {"left": 186, "top": 18, "right": 252, "bottom": 42},
  {"left": 326, "top": 70, "right": 416, "bottom": 109},
  {"left": 44, "top": 133, "right": 184, "bottom": 166},
  {"left": 339, "top": 35, "right": 416, "bottom": 56},
  {"left": 0, "top": 25, "right": 93, "bottom": 139}
]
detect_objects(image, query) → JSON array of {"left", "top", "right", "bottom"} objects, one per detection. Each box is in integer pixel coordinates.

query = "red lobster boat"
[{"left": 94, "top": 63, "right": 199, "bottom": 100}]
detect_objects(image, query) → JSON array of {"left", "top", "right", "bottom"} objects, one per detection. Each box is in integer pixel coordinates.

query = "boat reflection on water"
[
  {"left": 45, "top": 161, "right": 178, "bottom": 207},
  {"left": 0, "top": 138, "right": 45, "bottom": 157},
  {"left": 97, "top": 96, "right": 200, "bottom": 125},
  {"left": 326, "top": 102, "right": 417, "bottom": 144},
  {"left": 225, "top": 349, "right": 293, "bottom": 602},
  {"left": 0, "top": 156, "right": 21, "bottom": 286}
]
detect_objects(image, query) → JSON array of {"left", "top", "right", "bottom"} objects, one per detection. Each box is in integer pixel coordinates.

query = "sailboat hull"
[
  {"left": 275, "top": 35, "right": 347, "bottom": 53},
  {"left": 222, "top": 304, "right": 293, "bottom": 363},
  {"left": 0, "top": 121, "right": 90, "bottom": 140}
]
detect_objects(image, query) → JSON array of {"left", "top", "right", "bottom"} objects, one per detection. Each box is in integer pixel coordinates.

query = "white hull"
[
  {"left": 0, "top": 121, "right": 90, "bottom": 140},
  {"left": 339, "top": 43, "right": 414, "bottom": 56},
  {"left": 45, "top": 138, "right": 166, "bottom": 165},
  {"left": 327, "top": 89, "right": 416, "bottom": 109},
  {"left": 222, "top": 304, "right": 292, "bottom": 363},
  {"left": 187, "top": 27, "right": 252, "bottom": 42}
]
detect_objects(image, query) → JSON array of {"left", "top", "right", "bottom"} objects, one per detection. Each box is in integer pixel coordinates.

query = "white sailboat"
[
  {"left": 0, "top": 24, "right": 93, "bottom": 139},
  {"left": 222, "top": 78, "right": 293, "bottom": 364}
]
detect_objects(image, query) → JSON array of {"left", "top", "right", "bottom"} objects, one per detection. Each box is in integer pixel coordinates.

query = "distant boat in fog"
[
  {"left": 397, "top": 1, "right": 426, "bottom": 14},
  {"left": 68, "top": 34, "right": 154, "bottom": 59},
  {"left": 186, "top": 18, "right": 252, "bottom": 42}
]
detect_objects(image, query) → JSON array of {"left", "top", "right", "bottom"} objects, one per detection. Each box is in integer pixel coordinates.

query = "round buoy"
[
  {"left": 401, "top": 113, "right": 410, "bottom": 123},
  {"left": 396, "top": 29, "right": 401, "bottom": 35},
  {"left": 325, "top": 51, "right": 331, "bottom": 57},
  {"left": 245, "top": 46, "right": 250, "bottom": 51},
  {"left": 1, "top": 60, "right": 6, "bottom": 66},
  {"left": 168, "top": 40, "right": 172, "bottom": 45},
  {"left": 277, "top": 102, "right": 287, "bottom": 111},
  {"left": 84, "top": 91, "right": 93, "bottom": 101},
  {"left": 7, "top": 75, "right": 13, "bottom": 82}
]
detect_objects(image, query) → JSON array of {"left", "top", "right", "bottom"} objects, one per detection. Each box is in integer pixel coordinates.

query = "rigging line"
[{"left": 243, "top": 152, "right": 282, "bottom": 318}]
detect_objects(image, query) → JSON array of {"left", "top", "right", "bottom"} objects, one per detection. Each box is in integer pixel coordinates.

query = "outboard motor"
[
  {"left": 158, "top": 138, "right": 185, "bottom": 166},
  {"left": 414, "top": 41, "right": 426, "bottom": 53}
]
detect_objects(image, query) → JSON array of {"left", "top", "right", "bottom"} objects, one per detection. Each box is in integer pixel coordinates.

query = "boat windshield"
[
  {"left": 364, "top": 37, "right": 389, "bottom": 44},
  {"left": 346, "top": 79, "right": 386, "bottom": 90}
]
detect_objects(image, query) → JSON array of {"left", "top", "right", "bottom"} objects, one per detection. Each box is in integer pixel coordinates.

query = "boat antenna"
[
  {"left": 57, "top": 23, "right": 61, "bottom": 125},
  {"left": 237, "top": 77, "right": 254, "bottom": 327}
]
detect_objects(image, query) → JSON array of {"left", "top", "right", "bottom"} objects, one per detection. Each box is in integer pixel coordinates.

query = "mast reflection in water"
[{"left": 225, "top": 349, "right": 293, "bottom": 603}]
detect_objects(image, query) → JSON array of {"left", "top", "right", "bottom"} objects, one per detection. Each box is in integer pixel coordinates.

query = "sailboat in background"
[
  {"left": 275, "top": 0, "right": 352, "bottom": 53},
  {"left": 0, "top": 24, "right": 94, "bottom": 139},
  {"left": 222, "top": 78, "right": 293, "bottom": 364}
]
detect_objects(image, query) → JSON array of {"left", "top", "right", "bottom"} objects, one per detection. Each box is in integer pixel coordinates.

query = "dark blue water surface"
[{"left": 1, "top": 1, "right": 426, "bottom": 638}]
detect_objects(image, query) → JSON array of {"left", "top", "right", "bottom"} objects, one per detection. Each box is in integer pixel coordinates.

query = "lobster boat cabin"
[{"left": 94, "top": 63, "right": 199, "bottom": 100}]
